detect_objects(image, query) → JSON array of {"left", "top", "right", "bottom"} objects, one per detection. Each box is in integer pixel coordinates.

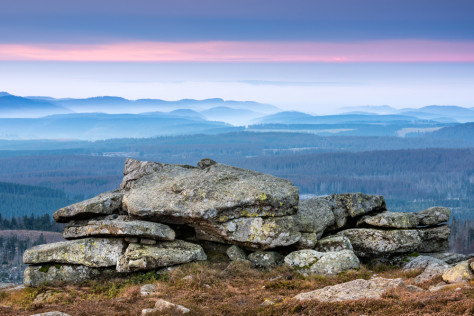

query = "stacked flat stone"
[{"left": 22, "top": 158, "right": 454, "bottom": 287}]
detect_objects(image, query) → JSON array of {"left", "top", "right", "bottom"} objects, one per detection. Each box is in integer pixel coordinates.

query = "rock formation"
[{"left": 22, "top": 158, "right": 463, "bottom": 287}]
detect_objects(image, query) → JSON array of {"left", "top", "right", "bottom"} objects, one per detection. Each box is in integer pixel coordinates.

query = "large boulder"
[
  {"left": 121, "top": 159, "right": 300, "bottom": 249},
  {"left": 284, "top": 249, "right": 359, "bottom": 276},
  {"left": 356, "top": 207, "right": 450, "bottom": 229},
  {"left": 63, "top": 214, "right": 175, "bottom": 241},
  {"left": 23, "top": 238, "right": 125, "bottom": 267},
  {"left": 294, "top": 277, "right": 404, "bottom": 302},
  {"left": 403, "top": 256, "right": 450, "bottom": 283},
  {"left": 116, "top": 240, "right": 207, "bottom": 272},
  {"left": 24, "top": 264, "right": 117, "bottom": 287},
  {"left": 338, "top": 226, "right": 449, "bottom": 257},
  {"left": 53, "top": 191, "right": 123, "bottom": 223},
  {"left": 295, "top": 193, "right": 386, "bottom": 237},
  {"left": 421, "top": 252, "right": 469, "bottom": 264}
]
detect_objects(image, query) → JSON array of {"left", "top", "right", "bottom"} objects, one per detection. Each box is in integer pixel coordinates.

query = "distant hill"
[
  {"left": 0, "top": 95, "right": 72, "bottom": 118},
  {"left": 0, "top": 112, "right": 239, "bottom": 140},
  {"left": 201, "top": 106, "right": 263, "bottom": 125},
  {"left": 0, "top": 92, "right": 279, "bottom": 118},
  {"left": 427, "top": 122, "right": 474, "bottom": 140}
]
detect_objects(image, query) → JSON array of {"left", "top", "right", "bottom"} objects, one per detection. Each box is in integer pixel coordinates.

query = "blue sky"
[{"left": 1, "top": 0, "right": 473, "bottom": 112}]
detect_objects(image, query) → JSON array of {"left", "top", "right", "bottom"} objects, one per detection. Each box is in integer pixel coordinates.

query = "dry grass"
[{"left": 0, "top": 262, "right": 472, "bottom": 315}]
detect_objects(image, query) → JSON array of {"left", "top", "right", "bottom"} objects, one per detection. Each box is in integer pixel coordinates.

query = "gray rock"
[
  {"left": 122, "top": 159, "right": 300, "bottom": 249},
  {"left": 442, "top": 261, "right": 474, "bottom": 283},
  {"left": 338, "top": 226, "right": 450, "bottom": 257},
  {"left": 24, "top": 264, "right": 116, "bottom": 287},
  {"left": 120, "top": 158, "right": 165, "bottom": 190},
  {"left": 421, "top": 252, "right": 468, "bottom": 264},
  {"left": 294, "top": 232, "right": 318, "bottom": 249},
  {"left": 356, "top": 207, "right": 450, "bottom": 229},
  {"left": 248, "top": 251, "right": 283, "bottom": 268},
  {"left": 327, "top": 193, "right": 386, "bottom": 230},
  {"left": 416, "top": 225, "right": 450, "bottom": 252},
  {"left": 416, "top": 207, "right": 450, "bottom": 226},
  {"left": 357, "top": 212, "right": 419, "bottom": 229},
  {"left": 116, "top": 240, "right": 207, "bottom": 272},
  {"left": 284, "top": 249, "right": 359, "bottom": 276},
  {"left": 140, "top": 283, "right": 157, "bottom": 296},
  {"left": 294, "top": 277, "right": 404, "bottom": 302},
  {"left": 63, "top": 215, "right": 175, "bottom": 241},
  {"left": 53, "top": 191, "right": 123, "bottom": 223},
  {"left": 23, "top": 238, "right": 125, "bottom": 267},
  {"left": 215, "top": 216, "right": 301, "bottom": 250},
  {"left": 295, "top": 197, "right": 335, "bottom": 237},
  {"left": 403, "top": 256, "right": 450, "bottom": 283},
  {"left": 150, "top": 298, "right": 190, "bottom": 314},
  {"left": 405, "top": 285, "right": 424, "bottom": 292},
  {"left": 295, "top": 193, "right": 386, "bottom": 236},
  {"left": 316, "top": 235, "right": 353, "bottom": 252},
  {"left": 226, "top": 245, "right": 247, "bottom": 261}
]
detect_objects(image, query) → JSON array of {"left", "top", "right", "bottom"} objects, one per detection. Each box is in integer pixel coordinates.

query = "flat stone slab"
[
  {"left": 53, "top": 191, "right": 123, "bottom": 223},
  {"left": 357, "top": 207, "right": 450, "bottom": 229},
  {"left": 117, "top": 240, "right": 207, "bottom": 272},
  {"left": 63, "top": 214, "right": 175, "bottom": 241},
  {"left": 294, "top": 277, "right": 405, "bottom": 302},
  {"left": 24, "top": 264, "right": 117, "bottom": 287},
  {"left": 23, "top": 238, "right": 125, "bottom": 267},
  {"left": 316, "top": 235, "right": 353, "bottom": 252},
  {"left": 338, "top": 226, "right": 450, "bottom": 256},
  {"left": 284, "top": 249, "right": 359, "bottom": 276}
]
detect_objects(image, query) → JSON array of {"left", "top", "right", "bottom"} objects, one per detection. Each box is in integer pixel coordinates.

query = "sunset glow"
[{"left": 1, "top": 40, "right": 473, "bottom": 63}]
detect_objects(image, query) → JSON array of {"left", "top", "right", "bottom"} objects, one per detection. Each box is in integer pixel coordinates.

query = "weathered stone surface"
[
  {"left": 122, "top": 159, "right": 300, "bottom": 249},
  {"left": 226, "top": 245, "right": 247, "bottom": 261},
  {"left": 295, "top": 197, "right": 335, "bottom": 237},
  {"left": 53, "top": 191, "right": 123, "bottom": 223},
  {"left": 421, "top": 252, "right": 468, "bottom": 264},
  {"left": 150, "top": 298, "right": 190, "bottom": 314},
  {"left": 248, "top": 251, "right": 283, "bottom": 268},
  {"left": 327, "top": 193, "right": 386, "bottom": 230},
  {"left": 215, "top": 216, "right": 301, "bottom": 250},
  {"left": 316, "top": 236, "right": 353, "bottom": 252},
  {"left": 416, "top": 225, "right": 450, "bottom": 252},
  {"left": 117, "top": 240, "right": 207, "bottom": 272},
  {"left": 24, "top": 264, "right": 116, "bottom": 287},
  {"left": 295, "top": 194, "right": 386, "bottom": 236},
  {"left": 284, "top": 249, "right": 359, "bottom": 276},
  {"left": 120, "top": 158, "right": 165, "bottom": 190},
  {"left": 63, "top": 215, "right": 175, "bottom": 241},
  {"left": 294, "top": 232, "right": 318, "bottom": 249},
  {"left": 294, "top": 277, "right": 404, "bottom": 302},
  {"left": 470, "top": 260, "right": 474, "bottom": 271},
  {"left": 356, "top": 207, "right": 450, "bottom": 229},
  {"left": 442, "top": 261, "right": 474, "bottom": 283},
  {"left": 403, "top": 256, "right": 450, "bottom": 283},
  {"left": 140, "top": 284, "right": 157, "bottom": 296},
  {"left": 23, "top": 238, "right": 125, "bottom": 267},
  {"left": 338, "top": 226, "right": 450, "bottom": 257},
  {"left": 357, "top": 212, "right": 418, "bottom": 229},
  {"left": 416, "top": 207, "right": 450, "bottom": 226}
]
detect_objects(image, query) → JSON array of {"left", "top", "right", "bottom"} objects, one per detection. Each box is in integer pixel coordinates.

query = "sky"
[{"left": 1, "top": 0, "right": 474, "bottom": 112}]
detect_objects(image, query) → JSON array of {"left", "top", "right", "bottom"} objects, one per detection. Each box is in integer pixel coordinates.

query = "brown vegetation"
[{"left": 0, "top": 261, "right": 472, "bottom": 316}]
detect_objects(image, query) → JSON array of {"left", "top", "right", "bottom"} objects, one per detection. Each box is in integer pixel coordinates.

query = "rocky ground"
[{"left": 0, "top": 260, "right": 473, "bottom": 315}]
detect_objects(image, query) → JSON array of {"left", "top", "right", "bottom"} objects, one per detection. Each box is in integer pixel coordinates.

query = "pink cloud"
[{"left": 0, "top": 40, "right": 473, "bottom": 62}]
